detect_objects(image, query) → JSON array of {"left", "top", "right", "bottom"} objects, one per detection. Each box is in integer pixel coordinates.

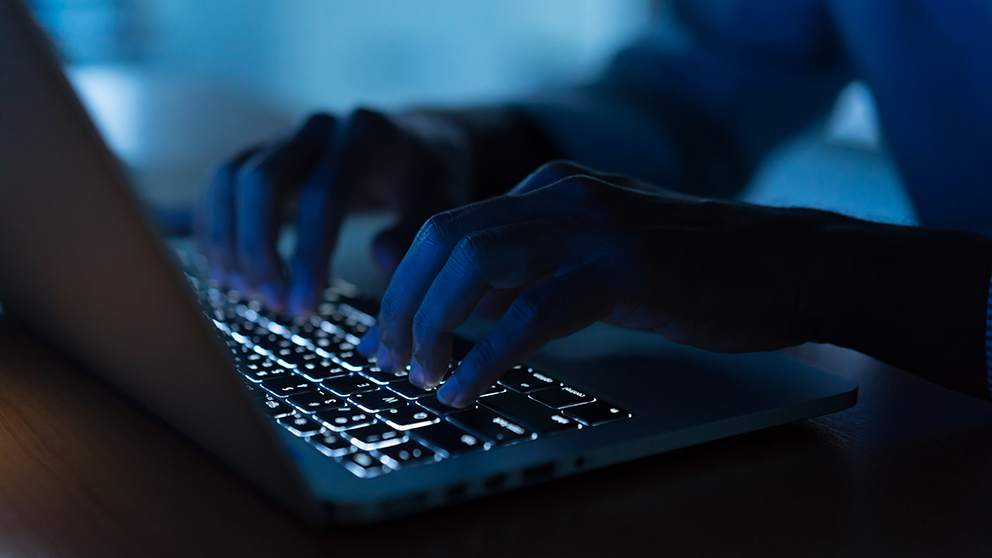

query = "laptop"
[{"left": 0, "top": 0, "right": 857, "bottom": 524}]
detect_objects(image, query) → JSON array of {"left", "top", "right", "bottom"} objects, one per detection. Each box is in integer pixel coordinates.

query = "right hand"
[{"left": 195, "top": 108, "right": 470, "bottom": 316}]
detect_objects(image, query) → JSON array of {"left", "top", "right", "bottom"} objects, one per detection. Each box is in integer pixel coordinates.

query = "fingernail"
[
  {"left": 437, "top": 376, "right": 459, "bottom": 407},
  {"left": 409, "top": 360, "right": 426, "bottom": 388}
]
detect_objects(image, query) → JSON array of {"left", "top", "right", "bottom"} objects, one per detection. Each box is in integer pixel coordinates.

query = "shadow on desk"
[{"left": 1, "top": 316, "right": 991, "bottom": 557}]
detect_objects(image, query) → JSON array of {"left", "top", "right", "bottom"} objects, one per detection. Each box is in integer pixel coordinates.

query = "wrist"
[{"left": 809, "top": 216, "right": 992, "bottom": 399}]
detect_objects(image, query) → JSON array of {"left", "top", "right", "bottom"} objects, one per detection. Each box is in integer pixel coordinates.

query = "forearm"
[{"left": 809, "top": 217, "right": 992, "bottom": 401}]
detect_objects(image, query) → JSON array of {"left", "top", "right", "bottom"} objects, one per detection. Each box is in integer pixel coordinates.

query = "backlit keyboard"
[{"left": 186, "top": 272, "right": 631, "bottom": 479}]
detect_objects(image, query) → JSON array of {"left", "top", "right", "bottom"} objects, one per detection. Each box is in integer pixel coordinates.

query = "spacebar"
[{"left": 412, "top": 421, "right": 489, "bottom": 456}]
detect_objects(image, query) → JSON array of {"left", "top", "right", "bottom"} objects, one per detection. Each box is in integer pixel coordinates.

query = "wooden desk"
[{"left": 1, "top": 316, "right": 991, "bottom": 557}]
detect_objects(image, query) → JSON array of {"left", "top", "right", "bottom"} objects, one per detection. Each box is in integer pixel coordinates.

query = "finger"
[
  {"left": 288, "top": 110, "right": 397, "bottom": 317},
  {"left": 234, "top": 114, "right": 334, "bottom": 309},
  {"left": 370, "top": 218, "right": 426, "bottom": 278},
  {"left": 357, "top": 324, "right": 379, "bottom": 357},
  {"left": 510, "top": 160, "right": 685, "bottom": 202},
  {"left": 409, "top": 219, "right": 589, "bottom": 387},
  {"left": 375, "top": 189, "right": 587, "bottom": 371},
  {"left": 436, "top": 262, "right": 616, "bottom": 407},
  {"left": 507, "top": 160, "right": 591, "bottom": 196},
  {"left": 195, "top": 146, "right": 261, "bottom": 287}
]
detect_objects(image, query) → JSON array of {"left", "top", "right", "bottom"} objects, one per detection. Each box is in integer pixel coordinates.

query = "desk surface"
[{"left": 1, "top": 316, "right": 991, "bottom": 558}]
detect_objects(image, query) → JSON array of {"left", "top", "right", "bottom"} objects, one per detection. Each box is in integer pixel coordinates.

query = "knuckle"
[
  {"left": 536, "top": 160, "right": 583, "bottom": 182},
  {"left": 302, "top": 112, "right": 334, "bottom": 131},
  {"left": 344, "top": 107, "right": 396, "bottom": 142},
  {"left": 236, "top": 160, "right": 275, "bottom": 193},
  {"left": 451, "top": 230, "right": 496, "bottom": 271},
  {"left": 411, "top": 306, "right": 438, "bottom": 343},
  {"left": 552, "top": 174, "right": 607, "bottom": 205},
  {"left": 513, "top": 160, "right": 584, "bottom": 195},
  {"left": 470, "top": 337, "right": 499, "bottom": 366},
  {"left": 415, "top": 211, "right": 457, "bottom": 249},
  {"left": 378, "top": 292, "right": 401, "bottom": 326},
  {"left": 507, "top": 290, "right": 546, "bottom": 331}
]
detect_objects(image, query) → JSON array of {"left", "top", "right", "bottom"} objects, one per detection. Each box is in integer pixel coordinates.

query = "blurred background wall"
[
  {"left": 26, "top": 0, "right": 914, "bottom": 228},
  {"left": 29, "top": 0, "right": 653, "bottom": 209}
]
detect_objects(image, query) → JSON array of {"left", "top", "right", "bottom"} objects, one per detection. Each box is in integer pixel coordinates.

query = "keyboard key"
[
  {"left": 448, "top": 406, "right": 536, "bottom": 446},
  {"left": 241, "top": 360, "right": 291, "bottom": 382},
  {"left": 480, "top": 391, "right": 580, "bottom": 435},
  {"left": 241, "top": 351, "right": 268, "bottom": 367},
  {"left": 307, "top": 431, "right": 354, "bottom": 458},
  {"left": 296, "top": 360, "right": 348, "bottom": 382},
  {"left": 377, "top": 405, "right": 439, "bottom": 430},
  {"left": 278, "top": 413, "right": 324, "bottom": 437},
  {"left": 261, "top": 375, "right": 316, "bottom": 398},
  {"left": 349, "top": 389, "right": 407, "bottom": 412},
  {"left": 321, "top": 374, "right": 378, "bottom": 396},
  {"left": 498, "top": 367, "right": 557, "bottom": 393},
  {"left": 376, "top": 441, "right": 439, "bottom": 469},
  {"left": 361, "top": 366, "right": 409, "bottom": 385},
  {"left": 337, "top": 302, "right": 376, "bottom": 324},
  {"left": 335, "top": 350, "right": 373, "bottom": 370},
  {"left": 529, "top": 385, "right": 594, "bottom": 408},
  {"left": 273, "top": 345, "right": 322, "bottom": 368},
  {"left": 251, "top": 332, "right": 294, "bottom": 353},
  {"left": 345, "top": 421, "right": 406, "bottom": 451},
  {"left": 315, "top": 407, "right": 376, "bottom": 431},
  {"left": 389, "top": 381, "right": 436, "bottom": 400},
  {"left": 563, "top": 400, "right": 632, "bottom": 426},
  {"left": 287, "top": 320, "right": 322, "bottom": 340},
  {"left": 256, "top": 396, "right": 294, "bottom": 418},
  {"left": 479, "top": 383, "right": 507, "bottom": 397},
  {"left": 416, "top": 395, "right": 459, "bottom": 416},
  {"left": 287, "top": 389, "right": 345, "bottom": 413},
  {"left": 412, "top": 421, "right": 489, "bottom": 456},
  {"left": 228, "top": 320, "right": 262, "bottom": 337},
  {"left": 341, "top": 451, "right": 388, "bottom": 478}
]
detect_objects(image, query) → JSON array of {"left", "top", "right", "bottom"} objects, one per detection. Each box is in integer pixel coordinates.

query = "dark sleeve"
[{"left": 512, "top": 0, "right": 854, "bottom": 197}]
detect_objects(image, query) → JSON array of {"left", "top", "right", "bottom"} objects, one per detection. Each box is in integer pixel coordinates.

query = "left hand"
[{"left": 360, "top": 161, "right": 835, "bottom": 407}]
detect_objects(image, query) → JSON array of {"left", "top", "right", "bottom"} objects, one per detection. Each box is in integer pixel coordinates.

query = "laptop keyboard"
[{"left": 187, "top": 273, "right": 631, "bottom": 479}]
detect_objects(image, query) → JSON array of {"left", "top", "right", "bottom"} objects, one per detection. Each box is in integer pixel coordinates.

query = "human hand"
[
  {"left": 195, "top": 109, "right": 469, "bottom": 316},
  {"left": 362, "top": 161, "right": 836, "bottom": 407}
]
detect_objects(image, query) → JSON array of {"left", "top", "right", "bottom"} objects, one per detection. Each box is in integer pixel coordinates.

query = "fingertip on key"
[
  {"left": 357, "top": 330, "right": 378, "bottom": 356},
  {"left": 437, "top": 376, "right": 469, "bottom": 408},
  {"left": 376, "top": 346, "right": 394, "bottom": 372},
  {"left": 436, "top": 381, "right": 456, "bottom": 407},
  {"left": 409, "top": 360, "right": 426, "bottom": 388}
]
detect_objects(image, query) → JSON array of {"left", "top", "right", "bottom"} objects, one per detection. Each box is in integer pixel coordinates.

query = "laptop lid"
[{"left": 0, "top": 0, "right": 322, "bottom": 522}]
